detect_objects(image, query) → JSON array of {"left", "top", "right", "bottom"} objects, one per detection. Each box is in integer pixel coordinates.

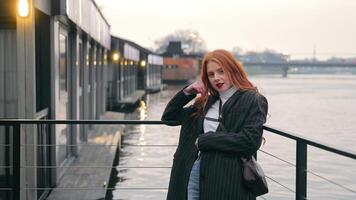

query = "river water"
[{"left": 108, "top": 74, "right": 356, "bottom": 200}]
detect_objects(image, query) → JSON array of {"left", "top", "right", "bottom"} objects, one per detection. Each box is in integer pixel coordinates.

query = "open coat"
[{"left": 162, "top": 88, "right": 268, "bottom": 200}]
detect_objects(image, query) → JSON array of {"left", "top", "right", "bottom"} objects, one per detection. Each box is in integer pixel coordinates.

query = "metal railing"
[
  {"left": 0, "top": 119, "right": 355, "bottom": 200},
  {"left": 262, "top": 126, "right": 356, "bottom": 199}
]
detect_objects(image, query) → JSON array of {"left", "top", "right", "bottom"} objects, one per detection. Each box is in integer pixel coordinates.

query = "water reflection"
[
  {"left": 108, "top": 90, "right": 179, "bottom": 200},
  {"left": 139, "top": 101, "right": 148, "bottom": 120}
]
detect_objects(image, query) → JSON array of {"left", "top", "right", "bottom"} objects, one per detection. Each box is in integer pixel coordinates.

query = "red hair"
[{"left": 193, "top": 49, "right": 256, "bottom": 115}]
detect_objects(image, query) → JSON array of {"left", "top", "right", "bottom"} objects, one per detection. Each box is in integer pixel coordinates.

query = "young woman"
[{"left": 162, "top": 49, "right": 268, "bottom": 200}]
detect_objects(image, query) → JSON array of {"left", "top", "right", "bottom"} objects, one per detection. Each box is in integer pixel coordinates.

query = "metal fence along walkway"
[{"left": 0, "top": 119, "right": 355, "bottom": 200}]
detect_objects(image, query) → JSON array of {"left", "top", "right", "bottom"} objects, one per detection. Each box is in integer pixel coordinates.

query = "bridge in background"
[{"left": 243, "top": 61, "right": 356, "bottom": 77}]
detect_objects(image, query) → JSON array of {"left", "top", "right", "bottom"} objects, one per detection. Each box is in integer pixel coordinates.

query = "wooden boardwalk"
[{"left": 47, "top": 112, "right": 124, "bottom": 200}]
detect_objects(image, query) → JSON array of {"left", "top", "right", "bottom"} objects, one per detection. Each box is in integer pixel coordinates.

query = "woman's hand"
[{"left": 183, "top": 80, "right": 207, "bottom": 95}]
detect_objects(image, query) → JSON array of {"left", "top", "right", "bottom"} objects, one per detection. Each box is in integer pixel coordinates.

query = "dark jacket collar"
[
  {"left": 197, "top": 90, "right": 246, "bottom": 134},
  {"left": 203, "top": 94, "right": 219, "bottom": 115},
  {"left": 204, "top": 90, "right": 246, "bottom": 114}
]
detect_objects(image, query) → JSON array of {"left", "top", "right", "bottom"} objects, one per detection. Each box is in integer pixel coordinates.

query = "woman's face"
[{"left": 206, "top": 61, "right": 233, "bottom": 93}]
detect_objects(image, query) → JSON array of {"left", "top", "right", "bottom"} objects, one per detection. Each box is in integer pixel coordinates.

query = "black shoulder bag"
[{"left": 217, "top": 99, "right": 269, "bottom": 196}]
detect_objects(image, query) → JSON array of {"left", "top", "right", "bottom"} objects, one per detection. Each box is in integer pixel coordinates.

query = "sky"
[{"left": 95, "top": 0, "right": 356, "bottom": 60}]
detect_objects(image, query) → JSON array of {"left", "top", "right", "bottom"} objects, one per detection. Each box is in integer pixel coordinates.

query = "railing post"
[
  {"left": 13, "top": 124, "right": 21, "bottom": 200},
  {"left": 296, "top": 140, "right": 307, "bottom": 200},
  {"left": 5, "top": 126, "right": 11, "bottom": 200}
]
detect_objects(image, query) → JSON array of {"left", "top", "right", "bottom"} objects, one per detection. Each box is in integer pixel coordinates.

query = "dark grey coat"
[{"left": 162, "top": 88, "right": 268, "bottom": 200}]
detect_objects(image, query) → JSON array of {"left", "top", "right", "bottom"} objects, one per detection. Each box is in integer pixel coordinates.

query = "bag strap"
[{"left": 218, "top": 99, "right": 228, "bottom": 132}]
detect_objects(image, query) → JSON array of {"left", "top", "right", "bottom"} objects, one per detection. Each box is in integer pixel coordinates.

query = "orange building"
[
  {"left": 162, "top": 41, "right": 201, "bottom": 84},
  {"left": 162, "top": 56, "right": 199, "bottom": 83}
]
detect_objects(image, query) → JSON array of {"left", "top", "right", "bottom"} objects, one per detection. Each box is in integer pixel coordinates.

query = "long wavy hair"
[{"left": 193, "top": 49, "right": 256, "bottom": 116}]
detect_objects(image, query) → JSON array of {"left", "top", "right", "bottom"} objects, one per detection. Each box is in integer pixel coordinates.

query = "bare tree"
[{"left": 154, "top": 29, "right": 208, "bottom": 54}]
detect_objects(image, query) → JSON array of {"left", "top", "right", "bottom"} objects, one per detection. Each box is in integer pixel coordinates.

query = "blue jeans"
[{"left": 187, "top": 157, "right": 200, "bottom": 200}]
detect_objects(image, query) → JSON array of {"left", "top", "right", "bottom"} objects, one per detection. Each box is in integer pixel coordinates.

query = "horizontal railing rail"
[
  {"left": 1, "top": 119, "right": 354, "bottom": 158},
  {"left": 0, "top": 119, "right": 355, "bottom": 200},
  {"left": 263, "top": 125, "right": 356, "bottom": 159},
  {"left": 0, "top": 119, "right": 179, "bottom": 125}
]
